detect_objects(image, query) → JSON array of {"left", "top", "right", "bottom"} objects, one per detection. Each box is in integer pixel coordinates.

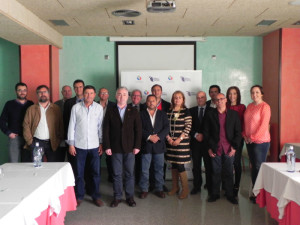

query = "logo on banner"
[
  {"left": 186, "top": 91, "right": 197, "bottom": 96},
  {"left": 144, "top": 90, "right": 150, "bottom": 96},
  {"left": 168, "top": 76, "right": 173, "bottom": 80},
  {"left": 149, "top": 76, "right": 160, "bottom": 82},
  {"left": 136, "top": 75, "right": 142, "bottom": 80},
  {"left": 180, "top": 76, "right": 191, "bottom": 82}
]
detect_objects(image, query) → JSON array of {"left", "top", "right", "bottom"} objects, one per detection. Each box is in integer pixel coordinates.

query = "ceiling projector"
[{"left": 147, "top": 0, "right": 176, "bottom": 13}]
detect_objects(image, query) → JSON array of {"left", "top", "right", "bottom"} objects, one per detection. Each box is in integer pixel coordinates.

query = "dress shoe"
[
  {"left": 110, "top": 199, "right": 122, "bottom": 208},
  {"left": 93, "top": 199, "right": 104, "bottom": 207},
  {"left": 126, "top": 197, "right": 136, "bottom": 207},
  {"left": 249, "top": 196, "right": 256, "bottom": 204},
  {"left": 233, "top": 187, "right": 239, "bottom": 197},
  {"left": 207, "top": 195, "right": 220, "bottom": 202},
  {"left": 163, "top": 185, "right": 169, "bottom": 192},
  {"left": 155, "top": 191, "right": 166, "bottom": 198},
  {"left": 76, "top": 199, "right": 83, "bottom": 207},
  {"left": 190, "top": 188, "right": 200, "bottom": 195},
  {"left": 227, "top": 196, "right": 238, "bottom": 205},
  {"left": 139, "top": 191, "right": 148, "bottom": 199}
]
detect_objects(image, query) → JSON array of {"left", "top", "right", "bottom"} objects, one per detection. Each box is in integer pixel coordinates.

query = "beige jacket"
[{"left": 23, "top": 103, "right": 64, "bottom": 151}]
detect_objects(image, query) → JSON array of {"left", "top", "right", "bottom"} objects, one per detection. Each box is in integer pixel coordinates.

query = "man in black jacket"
[
  {"left": 189, "top": 91, "right": 213, "bottom": 196},
  {"left": 139, "top": 95, "right": 169, "bottom": 199},
  {"left": 204, "top": 93, "right": 241, "bottom": 204}
]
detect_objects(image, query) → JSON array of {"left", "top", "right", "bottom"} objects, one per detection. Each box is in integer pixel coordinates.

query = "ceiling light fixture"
[
  {"left": 123, "top": 20, "right": 135, "bottom": 25},
  {"left": 112, "top": 10, "right": 141, "bottom": 17}
]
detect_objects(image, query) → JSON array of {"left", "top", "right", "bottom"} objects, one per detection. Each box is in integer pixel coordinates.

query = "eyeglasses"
[
  {"left": 37, "top": 91, "right": 48, "bottom": 94},
  {"left": 216, "top": 97, "right": 226, "bottom": 102},
  {"left": 100, "top": 92, "right": 108, "bottom": 95},
  {"left": 17, "top": 89, "right": 27, "bottom": 93}
]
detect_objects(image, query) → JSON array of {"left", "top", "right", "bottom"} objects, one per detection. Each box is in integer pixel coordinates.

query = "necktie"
[{"left": 199, "top": 107, "right": 204, "bottom": 122}]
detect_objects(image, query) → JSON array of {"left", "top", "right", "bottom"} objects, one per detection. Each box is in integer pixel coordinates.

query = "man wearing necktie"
[{"left": 189, "top": 91, "right": 213, "bottom": 196}]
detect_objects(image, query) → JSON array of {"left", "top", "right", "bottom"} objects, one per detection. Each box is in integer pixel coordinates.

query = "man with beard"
[
  {"left": 23, "top": 85, "right": 63, "bottom": 162},
  {"left": 0, "top": 82, "right": 34, "bottom": 162}
]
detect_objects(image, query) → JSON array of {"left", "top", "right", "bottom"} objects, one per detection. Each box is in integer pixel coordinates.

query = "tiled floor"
[{"left": 65, "top": 167, "right": 278, "bottom": 225}]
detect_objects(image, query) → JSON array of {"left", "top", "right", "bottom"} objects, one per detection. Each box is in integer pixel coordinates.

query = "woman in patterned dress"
[{"left": 166, "top": 91, "right": 192, "bottom": 199}]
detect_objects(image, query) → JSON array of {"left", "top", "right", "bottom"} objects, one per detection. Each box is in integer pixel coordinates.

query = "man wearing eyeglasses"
[
  {"left": 203, "top": 93, "right": 241, "bottom": 205},
  {"left": 23, "top": 85, "right": 63, "bottom": 162},
  {"left": 0, "top": 82, "right": 34, "bottom": 162}
]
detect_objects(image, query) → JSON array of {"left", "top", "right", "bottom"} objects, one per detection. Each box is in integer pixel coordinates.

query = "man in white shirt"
[{"left": 67, "top": 85, "right": 104, "bottom": 207}]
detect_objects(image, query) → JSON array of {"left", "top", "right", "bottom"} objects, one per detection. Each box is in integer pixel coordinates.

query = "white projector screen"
[{"left": 117, "top": 42, "right": 196, "bottom": 86}]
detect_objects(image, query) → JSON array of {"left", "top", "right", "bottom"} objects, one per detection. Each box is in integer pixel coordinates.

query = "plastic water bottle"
[
  {"left": 33, "top": 142, "right": 43, "bottom": 167},
  {"left": 286, "top": 146, "right": 295, "bottom": 172}
]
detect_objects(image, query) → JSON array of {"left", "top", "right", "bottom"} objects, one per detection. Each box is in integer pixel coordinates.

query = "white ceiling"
[{"left": 0, "top": 0, "right": 300, "bottom": 48}]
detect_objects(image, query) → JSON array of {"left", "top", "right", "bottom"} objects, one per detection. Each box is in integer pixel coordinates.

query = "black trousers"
[{"left": 191, "top": 142, "right": 212, "bottom": 194}]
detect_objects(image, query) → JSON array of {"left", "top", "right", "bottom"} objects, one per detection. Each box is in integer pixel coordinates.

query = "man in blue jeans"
[
  {"left": 139, "top": 95, "right": 169, "bottom": 199},
  {"left": 67, "top": 85, "right": 103, "bottom": 207},
  {"left": 103, "top": 87, "right": 142, "bottom": 208}
]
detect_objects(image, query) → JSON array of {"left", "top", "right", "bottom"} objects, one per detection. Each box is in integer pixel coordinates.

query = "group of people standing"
[{"left": 0, "top": 81, "right": 271, "bottom": 208}]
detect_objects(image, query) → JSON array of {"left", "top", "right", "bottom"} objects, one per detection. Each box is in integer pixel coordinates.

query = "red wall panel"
[
  {"left": 20, "top": 45, "right": 59, "bottom": 103},
  {"left": 280, "top": 28, "right": 300, "bottom": 147}
]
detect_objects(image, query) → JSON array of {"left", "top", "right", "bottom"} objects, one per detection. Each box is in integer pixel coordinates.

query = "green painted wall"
[
  {"left": 60, "top": 36, "right": 262, "bottom": 105},
  {"left": 197, "top": 37, "right": 262, "bottom": 105},
  {"left": 59, "top": 37, "right": 116, "bottom": 100},
  {"left": 0, "top": 38, "right": 20, "bottom": 164}
]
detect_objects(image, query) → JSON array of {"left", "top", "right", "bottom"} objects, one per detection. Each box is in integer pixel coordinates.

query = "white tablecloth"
[
  {"left": 279, "top": 143, "right": 300, "bottom": 159},
  {"left": 0, "top": 162, "right": 75, "bottom": 225},
  {"left": 253, "top": 162, "right": 300, "bottom": 219}
]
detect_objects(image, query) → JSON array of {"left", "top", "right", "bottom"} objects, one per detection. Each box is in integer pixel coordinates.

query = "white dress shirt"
[
  {"left": 34, "top": 103, "right": 50, "bottom": 140},
  {"left": 67, "top": 101, "right": 103, "bottom": 149}
]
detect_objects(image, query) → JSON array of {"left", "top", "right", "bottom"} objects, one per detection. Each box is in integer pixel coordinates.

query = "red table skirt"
[
  {"left": 280, "top": 156, "right": 300, "bottom": 162},
  {"left": 35, "top": 186, "right": 77, "bottom": 225},
  {"left": 256, "top": 189, "right": 300, "bottom": 225}
]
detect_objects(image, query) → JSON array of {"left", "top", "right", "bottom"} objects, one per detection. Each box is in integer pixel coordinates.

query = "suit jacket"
[
  {"left": 23, "top": 103, "right": 64, "bottom": 151},
  {"left": 189, "top": 105, "right": 212, "bottom": 150},
  {"left": 103, "top": 105, "right": 142, "bottom": 153},
  {"left": 140, "top": 109, "right": 169, "bottom": 154},
  {"left": 160, "top": 99, "right": 171, "bottom": 112},
  {"left": 63, "top": 96, "right": 77, "bottom": 139},
  {"left": 203, "top": 108, "right": 241, "bottom": 154},
  {"left": 127, "top": 103, "right": 146, "bottom": 112}
]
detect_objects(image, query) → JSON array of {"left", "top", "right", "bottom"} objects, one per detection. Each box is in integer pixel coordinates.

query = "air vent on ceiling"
[
  {"left": 123, "top": 20, "right": 135, "bottom": 25},
  {"left": 49, "top": 20, "right": 69, "bottom": 26},
  {"left": 292, "top": 20, "right": 300, "bottom": 25},
  {"left": 112, "top": 10, "right": 141, "bottom": 17},
  {"left": 256, "top": 20, "right": 277, "bottom": 26}
]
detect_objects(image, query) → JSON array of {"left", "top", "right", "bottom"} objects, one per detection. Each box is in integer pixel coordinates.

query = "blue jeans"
[
  {"left": 111, "top": 153, "right": 135, "bottom": 200},
  {"left": 246, "top": 142, "right": 270, "bottom": 186},
  {"left": 139, "top": 153, "right": 164, "bottom": 192},
  {"left": 211, "top": 153, "right": 234, "bottom": 197},
  {"left": 8, "top": 136, "right": 24, "bottom": 162},
  {"left": 74, "top": 148, "right": 101, "bottom": 200}
]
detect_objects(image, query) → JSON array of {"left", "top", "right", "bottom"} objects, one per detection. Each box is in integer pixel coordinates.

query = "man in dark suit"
[
  {"left": 128, "top": 89, "right": 146, "bottom": 112},
  {"left": 103, "top": 87, "right": 142, "bottom": 208},
  {"left": 206, "top": 85, "right": 221, "bottom": 109},
  {"left": 203, "top": 93, "right": 241, "bottom": 204},
  {"left": 151, "top": 84, "right": 171, "bottom": 112},
  {"left": 127, "top": 89, "right": 145, "bottom": 185},
  {"left": 151, "top": 84, "right": 171, "bottom": 192},
  {"left": 139, "top": 95, "right": 169, "bottom": 199},
  {"left": 189, "top": 91, "right": 213, "bottom": 196},
  {"left": 98, "top": 87, "right": 116, "bottom": 182}
]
